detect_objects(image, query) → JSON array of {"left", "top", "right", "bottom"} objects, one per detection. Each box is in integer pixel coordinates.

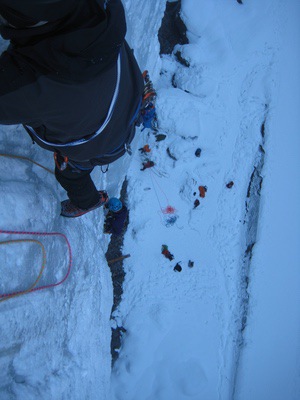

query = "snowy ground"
[{"left": 0, "top": 1, "right": 299, "bottom": 400}]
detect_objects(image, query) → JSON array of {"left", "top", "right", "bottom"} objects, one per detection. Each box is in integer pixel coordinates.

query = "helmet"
[
  {"left": 0, "top": 0, "right": 81, "bottom": 27},
  {"left": 107, "top": 198, "right": 122, "bottom": 212}
]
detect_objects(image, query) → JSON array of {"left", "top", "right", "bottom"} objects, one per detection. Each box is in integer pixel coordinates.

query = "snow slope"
[
  {"left": 235, "top": 2, "right": 300, "bottom": 399},
  {"left": 112, "top": 0, "right": 300, "bottom": 399},
  {"left": 0, "top": 1, "right": 299, "bottom": 400}
]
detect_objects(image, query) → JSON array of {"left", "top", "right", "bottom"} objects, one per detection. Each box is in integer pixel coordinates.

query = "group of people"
[{"left": 0, "top": 0, "right": 143, "bottom": 223}]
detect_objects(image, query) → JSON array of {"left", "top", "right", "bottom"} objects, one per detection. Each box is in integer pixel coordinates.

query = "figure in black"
[{"left": 0, "top": 0, "right": 143, "bottom": 217}]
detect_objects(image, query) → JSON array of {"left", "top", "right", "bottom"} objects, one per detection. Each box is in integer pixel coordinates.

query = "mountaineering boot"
[{"left": 60, "top": 190, "right": 108, "bottom": 218}]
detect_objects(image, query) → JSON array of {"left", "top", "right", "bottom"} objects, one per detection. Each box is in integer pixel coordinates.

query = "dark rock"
[
  {"left": 155, "top": 133, "right": 167, "bottom": 142},
  {"left": 158, "top": 0, "right": 189, "bottom": 55},
  {"left": 111, "top": 326, "right": 127, "bottom": 364},
  {"left": 260, "top": 121, "right": 265, "bottom": 138},
  {"left": 105, "top": 179, "right": 129, "bottom": 365},
  {"left": 174, "top": 50, "right": 190, "bottom": 67},
  {"left": 171, "top": 73, "right": 177, "bottom": 88}
]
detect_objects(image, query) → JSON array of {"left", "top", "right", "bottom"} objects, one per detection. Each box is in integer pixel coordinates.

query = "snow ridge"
[{"left": 232, "top": 111, "right": 268, "bottom": 399}]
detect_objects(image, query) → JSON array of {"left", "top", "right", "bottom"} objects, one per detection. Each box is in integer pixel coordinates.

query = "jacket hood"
[
  {"left": 0, "top": 0, "right": 126, "bottom": 81},
  {"left": 0, "top": 0, "right": 81, "bottom": 26}
]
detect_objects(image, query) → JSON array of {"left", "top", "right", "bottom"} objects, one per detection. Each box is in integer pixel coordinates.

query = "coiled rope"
[
  {"left": 0, "top": 153, "right": 72, "bottom": 302},
  {"left": 0, "top": 230, "right": 72, "bottom": 302}
]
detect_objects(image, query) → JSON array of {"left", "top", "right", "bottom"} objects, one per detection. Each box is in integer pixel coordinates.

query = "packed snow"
[{"left": 1, "top": 1, "right": 299, "bottom": 400}]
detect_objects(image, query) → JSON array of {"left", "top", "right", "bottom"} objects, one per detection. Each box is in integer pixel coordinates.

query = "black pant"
[{"left": 55, "top": 164, "right": 100, "bottom": 209}]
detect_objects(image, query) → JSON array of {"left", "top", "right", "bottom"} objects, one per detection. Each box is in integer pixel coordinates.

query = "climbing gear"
[
  {"left": 173, "top": 263, "right": 182, "bottom": 272},
  {"left": 60, "top": 190, "right": 108, "bottom": 217},
  {"left": 139, "top": 144, "right": 151, "bottom": 154},
  {"left": 138, "top": 70, "right": 157, "bottom": 131},
  {"left": 164, "top": 214, "right": 178, "bottom": 227},
  {"left": 0, "top": 238, "right": 46, "bottom": 302},
  {"left": 198, "top": 186, "right": 207, "bottom": 198},
  {"left": 107, "top": 197, "right": 122, "bottom": 212},
  {"left": 0, "top": 155, "right": 72, "bottom": 302},
  {"left": 0, "top": 229, "right": 72, "bottom": 302},
  {"left": 54, "top": 152, "right": 68, "bottom": 171},
  {"left": 162, "top": 205, "right": 176, "bottom": 214}
]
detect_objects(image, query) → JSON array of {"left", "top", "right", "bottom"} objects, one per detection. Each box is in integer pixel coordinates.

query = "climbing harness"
[{"left": 54, "top": 152, "right": 69, "bottom": 171}]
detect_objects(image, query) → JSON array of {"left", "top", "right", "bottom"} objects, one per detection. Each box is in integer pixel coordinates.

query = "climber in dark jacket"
[
  {"left": 0, "top": 0, "right": 144, "bottom": 217},
  {"left": 104, "top": 197, "right": 128, "bottom": 235}
]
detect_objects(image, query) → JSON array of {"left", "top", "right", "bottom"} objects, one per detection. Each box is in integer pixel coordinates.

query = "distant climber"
[
  {"left": 161, "top": 244, "right": 174, "bottom": 261},
  {"left": 141, "top": 160, "right": 155, "bottom": 171},
  {"left": 139, "top": 144, "right": 151, "bottom": 154},
  {"left": 104, "top": 198, "right": 128, "bottom": 235},
  {"left": 198, "top": 186, "right": 207, "bottom": 198}
]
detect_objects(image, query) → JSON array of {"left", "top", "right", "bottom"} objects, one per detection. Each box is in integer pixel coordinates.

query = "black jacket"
[{"left": 0, "top": 0, "right": 144, "bottom": 165}]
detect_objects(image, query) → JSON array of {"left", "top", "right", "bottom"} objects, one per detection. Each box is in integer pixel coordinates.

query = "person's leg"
[{"left": 55, "top": 164, "right": 100, "bottom": 209}]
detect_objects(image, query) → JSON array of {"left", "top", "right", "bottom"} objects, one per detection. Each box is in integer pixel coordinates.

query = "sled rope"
[
  {"left": 0, "top": 153, "right": 54, "bottom": 175},
  {"left": 0, "top": 230, "right": 72, "bottom": 302}
]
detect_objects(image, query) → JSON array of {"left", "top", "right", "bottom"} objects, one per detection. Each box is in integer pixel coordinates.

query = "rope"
[
  {"left": 0, "top": 153, "right": 54, "bottom": 175},
  {"left": 0, "top": 239, "right": 46, "bottom": 302},
  {"left": 0, "top": 153, "right": 72, "bottom": 301},
  {"left": 149, "top": 168, "right": 169, "bottom": 212},
  {"left": 0, "top": 230, "right": 72, "bottom": 302}
]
